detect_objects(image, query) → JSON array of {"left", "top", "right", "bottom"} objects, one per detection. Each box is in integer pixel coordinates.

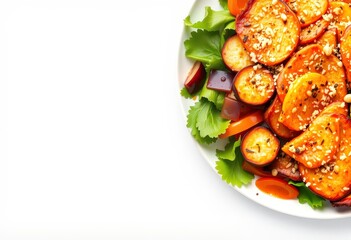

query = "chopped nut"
[{"left": 344, "top": 94, "right": 351, "bottom": 103}]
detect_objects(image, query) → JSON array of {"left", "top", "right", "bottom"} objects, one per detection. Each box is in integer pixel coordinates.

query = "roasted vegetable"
[
  {"left": 281, "top": 113, "right": 340, "bottom": 168},
  {"left": 236, "top": 0, "right": 300, "bottom": 66},
  {"left": 285, "top": 0, "right": 328, "bottom": 27},
  {"left": 329, "top": 1, "right": 351, "bottom": 40},
  {"left": 276, "top": 44, "right": 347, "bottom": 102},
  {"left": 222, "top": 35, "right": 253, "bottom": 72},
  {"left": 184, "top": 61, "right": 206, "bottom": 94},
  {"left": 299, "top": 19, "right": 329, "bottom": 45},
  {"left": 299, "top": 115, "right": 351, "bottom": 201},
  {"left": 279, "top": 72, "right": 340, "bottom": 131},
  {"left": 241, "top": 126, "right": 280, "bottom": 166},
  {"left": 340, "top": 25, "right": 351, "bottom": 86},
  {"left": 233, "top": 65, "right": 275, "bottom": 106},
  {"left": 264, "top": 96, "right": 299, "bottom": 139},
  {"left": 270, "top": 151, "right": 301, "bottom": 181}
]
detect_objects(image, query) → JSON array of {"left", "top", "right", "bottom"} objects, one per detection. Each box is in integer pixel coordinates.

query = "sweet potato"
[
  {"left": 299, "top": 19, "right": 329, "bottom": 45},
  {"left": 279, "top": 72, "right": 339, "bottom": 131},
  {"left": 276, "top": 44, "right": 347, "bottom": 102},
  {"left": 222, "top": 35, "right": 253, "bottom": 72},
  {"left": 331, "top": 194, "right": 351, "bottom": 207},
  {"left": 236, "top": 0, "right": 300, "bottom": 66},
  {"left": 299, "top": 115, "right": 351, "bottom": 201},
  {"left": 269, "top": 151, "right": 301, "bottom": 181},
  {"left": 282, "top": 113, "right": 340, "bottom": 169},
  {"left": 329, "top": 1, "right": 351, "bottom": 40},
  {"left": 316, "top": 29, "right": 337, "bottom": 56},
  {"left": 286, "top": 0, "right": 328, "bottom": 27},
  {"left": 264, "top": 96, "right": 299, "bottom": 139},
  {"left": 233, "top": 65, "right": 275, "bottom": 106},
  {"left": 340, "top": 25, "right": 351, "bottom": 88},
  {"left": 241, "top": 126, "right": 280, "bottom": 166}
]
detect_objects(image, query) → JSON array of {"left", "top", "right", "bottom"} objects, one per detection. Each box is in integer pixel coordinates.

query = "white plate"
[{"left": 177, "top": 0, "right": 351, "bottom": 219}]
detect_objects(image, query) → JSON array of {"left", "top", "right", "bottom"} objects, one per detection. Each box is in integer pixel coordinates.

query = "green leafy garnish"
[
  {"left": 180, "top": 87, "right": 193, "bottom": 99},
  {"left": 219, "top": 0, "right": 229, "bottom": 10},
  {"left": 184, "top": 29, "right": 227, "bottom": 70},
  {"left": 199, "top": 80, "right": 225, "bottom": 110},
  {"left": 216, "top": 139, "right": 254, "bottom": 187},
  {"left": 187, "top": 99, "right": 229, "bottom": 144},
  {"left": 184, "top": 7, "right": 234, "bottom": 32},
  {"left": 289, "top": 181, "right": 325, "bottom": 209}
]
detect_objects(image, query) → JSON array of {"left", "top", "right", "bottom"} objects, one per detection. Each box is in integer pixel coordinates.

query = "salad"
[{"left": 180, "top": 0, "right": 351, "bottom": 211}]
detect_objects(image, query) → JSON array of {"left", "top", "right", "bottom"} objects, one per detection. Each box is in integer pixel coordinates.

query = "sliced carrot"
[
  {"left": 329, "top": 2, "right": 351, "bottom": 40},
  {"left": 219, "top": 110, "right": 264, "bottom": 139},
  {"left": 340, "top": 25, "right": 351, "bottom": 86},
  {"left": 299, "top": 19, "right": 329, "bottom": 45},
  {"left": 255, "top": 177, "right": 299, "bottom": 200},
  {"left": 228, "top": 0, "right": 249, "bottom": 16}
]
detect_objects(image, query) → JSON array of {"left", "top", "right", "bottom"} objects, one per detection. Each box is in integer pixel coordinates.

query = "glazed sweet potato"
[
  {"left": 286, "top": 0, "right": 328, "bottom": 27},
  {"left": 279, "top": 72, "right": 339, "bottom": 131},
  {"left": 233, "top": 65, "right": 275, "bottom": 106},
  {"left": 340, "top": 25, "right": 351, "bottom": 87},
  {"left": 269, "top": 151, "right": 301, "bottom": 181},
  {"left": 331, "top": 194, "right": 351, "bottom": 207},
  {"left": 236, "top": 0, "right": 300, "bottom": 66},
  {"left": 299, "top": 115, "right": 351, "bottom": 201},
  {"left": 316, "top": 29, "right": 337, "bottom": 56},
  {"left": 222, "top": 35, "right": 253, "bottom": 72},
  {"left": 329, "top": 1, "right": 351, "bottom": 40},
  {"left": 241, "top": 126, "right": 280, "bottom": 166},
  {"left": 276, "top": 44, "right": 347, "bottom": 102},
  {"left": 264, "top": 96, "right": 299, "bottom": 139},
  {"left": 282, "top": 113, "right": 340, "bottom": 169},
  {"left": 299, "top": 19, "right": 329, "bottom": 45}
]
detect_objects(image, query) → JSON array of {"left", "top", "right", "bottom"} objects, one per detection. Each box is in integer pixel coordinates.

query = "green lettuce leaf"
[
  {"left": 216, "top": 139, "right": 254, "bottom": 187},
  {"left": 219, "top": 0, "right": 228, "bottom": 10},
  {"left": 195, "top": 99, "right": 230, "bottom": 138},
  {"left": 180, "top": 87, "right": 193, "bottom": 99},
  {"left": 221, "top": 21, "right": 236, "bottom": 46},
  {"left": 199, "top": 80, "right": 225, "bottom": 110},
  {"left": 216, "top": 137, "right": 241, "bottom": 161},
  {"left": 184, "top": 30, "right": 227, "bottom": 70},
  {"left": 187, "top": 99, "right": 228, "bottom": 144},
  {"left": 289, "top": 181, "right": 325, "bottom": 209},
  {"left": 184, "top": 7, "right": 234, "bottom": 32}
]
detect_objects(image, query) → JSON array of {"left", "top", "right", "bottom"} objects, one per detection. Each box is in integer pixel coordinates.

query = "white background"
[{"left": 0, "top": 0, "right": 351, "bottom": 239}]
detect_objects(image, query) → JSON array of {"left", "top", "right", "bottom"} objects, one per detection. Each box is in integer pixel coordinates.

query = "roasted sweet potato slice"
[
  {"left": 299, "top": 115, "right": 351, "bottom": 201},
  {"left": 282, "top": 113, "right": 340, "bottom": 168},
  {"left": 241, "top": 126, "right": 280, "bottom": 166},
  {"left": 222, "top": 35, "right": 253, "bottom": 72},
  {"left": 329, "top": 1, "right": 351, "bottom": 40},
  {"left": 299, "top": 19, "right": 329, "bottom": 45},
  {"left": 316, "top": 29, "right": 337, "bottom": 56},
  {"left": 236, "top": 0, "right": 300, "bottom": 66},
  {"left": 264, "top": 96, "right": 299, "bottom": 139},
  {"left": 279, "top": 72, "right": 340, "bottom": 131},
  {"left": 276, "top": 44, "right": 347, "bottom": 102},
  {"left": 286, "top": 0, "right": 328, "bottom": 27},
  {"left": 233, "top": 65, "right": 275, "bottom": 106},
  {"left": 269, "top": 151, "right": 301, "bottom": 181},
  {"left": 331, "top": 194, "right": 351, "bottom": 207},
  {"left": 340, "top": 25, "right": 351, "bottom": 87}
]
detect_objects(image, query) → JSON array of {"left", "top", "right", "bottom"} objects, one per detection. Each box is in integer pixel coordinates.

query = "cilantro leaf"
[
  {"left": 195, "top": 99, "right": 230, "bottom": 138},
  {"left": 289, "top": 181, "right": 325, "bottom": 209},
  {"left": 184, "top": 7, "right": 234, "bottom": 32},
  {"left": 216, "top": 137, "right": 241, "bottom": 161},
  {"left": 184, "top": 30, "right": 227, "bottom": 70},
  {"left": 187, "top": 100, "right": 220, "bottom": 144},
  {"left": 216, "top": 139, "right": 254, "bottom": 187},
  {"left": 219, "top": 0, "right": 229, "bottom": 10},
  {"left": 180, "top": 87, "right": 193, "bottom": 99}
]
